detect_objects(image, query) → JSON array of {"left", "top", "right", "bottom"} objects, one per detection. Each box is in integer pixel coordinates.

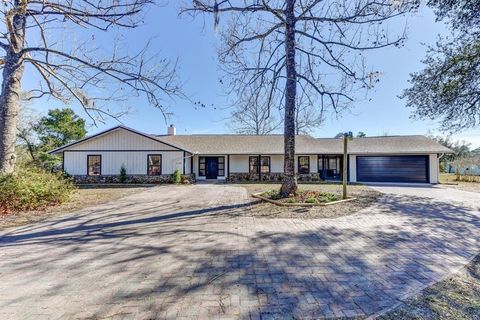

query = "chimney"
[{"left": 167, "top": 124, "right": 176, "bottom": 136}]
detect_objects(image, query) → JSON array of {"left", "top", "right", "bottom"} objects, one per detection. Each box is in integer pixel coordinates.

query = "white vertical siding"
[
  {"left": 270, "top": 155, "right": 284, "bottom": 172},
  {"left": 184, "top": 152, "right": 192, "bottom": 174},
  {"left": 229, "top": 155, "right": 249, "bottom": 172},
  {"left": 429, "top": 153, "right": 439, "bottom": 183},
  {"left": 64, "top": 151, "right": 184, "bottom": 175},
  {"left": 69, "top": 127, "right": 180, "bottom": 151},
  {"left": 349, "top": 155, "right": 357, "bottom": 182}
]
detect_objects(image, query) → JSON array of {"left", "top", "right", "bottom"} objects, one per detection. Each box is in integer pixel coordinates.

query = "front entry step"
[{"left": 196, "top": 179, "right": 226, "bottom": 184}]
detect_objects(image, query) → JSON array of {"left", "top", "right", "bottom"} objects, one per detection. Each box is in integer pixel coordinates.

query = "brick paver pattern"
[{"left": 0, "top": 184, "right": 479, "bottom": 319}]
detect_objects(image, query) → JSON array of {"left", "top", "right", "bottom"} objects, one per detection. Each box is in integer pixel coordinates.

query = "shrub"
[
  {"left": 119, "top": 164, "right": 127, "bottom": 183},
  {"left": 305, "top": 197, "right": 317, "bottom": 204},
  {"left": 261, "top": 190, "right": 282, "bottom": 200},
  {"left": 172, "top": 169, "right": 181, "bottom": 184},
  {"left": 439, "top": 162, "right": 446, "bottom": 173},
  {"left": 318, "top": 192, "right": 339, "bottom": 203},
  {"left": 0, "top": 166, "right": 75, "bottom": 214}
]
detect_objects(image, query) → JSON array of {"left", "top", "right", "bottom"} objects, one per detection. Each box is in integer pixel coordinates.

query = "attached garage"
[{"left": 356, "top": 155, "right": 429, "bottom": 183}]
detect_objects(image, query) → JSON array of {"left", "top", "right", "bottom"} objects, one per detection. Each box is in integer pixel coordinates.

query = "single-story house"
[{"left": 49, "top": 125, "right": 452, "bottom": 184}]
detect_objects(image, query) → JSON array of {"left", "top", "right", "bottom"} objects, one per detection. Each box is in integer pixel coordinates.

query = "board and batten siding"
[
  {"left": 64, "top": 151, "right": 184, "bottom": 175},
  {"left": 60, "top": 127, "right": 189, "bottom": 176},
  {"left": 68, "top": 128, "right": 179, "bottom": 151}
]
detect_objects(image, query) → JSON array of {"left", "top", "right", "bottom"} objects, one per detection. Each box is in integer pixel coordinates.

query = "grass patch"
[
  {"left": 440, "top": 173, "right": 480, "bottom": 193},
  {"left": 441, "top": 173, "right": 480, "bottom": 184}
]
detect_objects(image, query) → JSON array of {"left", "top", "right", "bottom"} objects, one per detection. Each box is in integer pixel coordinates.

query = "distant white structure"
[{"left": 448, "top": 157, "right": 480, "bottom": 176}]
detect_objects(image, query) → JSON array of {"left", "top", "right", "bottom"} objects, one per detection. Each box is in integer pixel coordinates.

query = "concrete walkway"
[{"left": 0, "top": 184, "right": 478, "bottom": 319}]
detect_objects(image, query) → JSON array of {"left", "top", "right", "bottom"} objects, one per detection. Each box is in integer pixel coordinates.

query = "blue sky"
[{"left": 26, "top": 3, "right": 480, "bottom": 148}]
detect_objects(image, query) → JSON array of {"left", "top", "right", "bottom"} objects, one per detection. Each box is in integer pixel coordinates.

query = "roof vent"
[{"left": 167, "top": 124, "right": 176, "bottom": 136}]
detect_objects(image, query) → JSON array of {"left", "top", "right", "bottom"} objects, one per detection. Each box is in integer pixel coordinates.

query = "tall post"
[
  {"left": 342, "top": 134, "right": 348, "bottom": 199},
  {"left": 258, "top": 154, "right": 261, "bottom": 182}
]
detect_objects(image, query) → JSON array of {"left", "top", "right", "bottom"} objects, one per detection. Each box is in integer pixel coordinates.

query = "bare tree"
[
  {"left": 229, "top": 82, "right": 323, "bottom": 135},
  {"left": 295, "top": 88, "right": 324, "bottom": 134},
  {"left": 0, "top": 0, "right": 181, "bottom": 174},
  {"left": 184, "top": 0, "right": 416, "bottom": 196},
  {"left": 228, "top": 84, "right": 281, "bottom": 134}
]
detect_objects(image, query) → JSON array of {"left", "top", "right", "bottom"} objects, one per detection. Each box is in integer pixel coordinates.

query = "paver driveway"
[{"left": 0, "top": 184, "right": 479, "bottom": 319}]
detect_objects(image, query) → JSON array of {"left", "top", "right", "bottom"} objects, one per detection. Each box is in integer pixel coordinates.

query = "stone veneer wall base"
[
  {"left": 226, "top": 173, "right": 322, "bottom": 183},
  {"left": 73, "top": 174, "right": 196, "bottom": 184}
]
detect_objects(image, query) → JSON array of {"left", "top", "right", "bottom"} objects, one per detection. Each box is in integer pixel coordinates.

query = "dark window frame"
[
  {"left": 318, "top": 154, "right": 344, "bottom": 180},
  {"left": 298, "top": 156, "right": 310, "bottom": 174},
  {"left": 147, "top": 154, "right": 162, "bottom": 176},
  {"left": 249, "top": 156, "right": 271, "bottom": 174},
  {"left": 198, "top": 156, "right": 206, "bottom": 177},
  {"left": 87, "top": 155, "right": 102, "bottom": 176},
  {"left": 260, "top": 156, "right": 271, "bottom": 174},
  {"left": 249, "top": 156, "right": 258, "bottom": 174},
  {"left": 218, "top": 156, "right": 225, "bottom": 177}
]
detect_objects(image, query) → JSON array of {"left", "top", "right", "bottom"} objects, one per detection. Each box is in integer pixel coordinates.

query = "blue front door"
[{"left": 206, "top": 157, "right": 218, "bottom": 179}]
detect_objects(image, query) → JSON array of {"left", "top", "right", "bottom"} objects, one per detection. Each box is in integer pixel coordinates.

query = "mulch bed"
[
  {"left": 254, "top": 189, "right": 356, "bottom": 207},
  {"left": 237, "top": 184, "right": 383, "bottom": 219}
]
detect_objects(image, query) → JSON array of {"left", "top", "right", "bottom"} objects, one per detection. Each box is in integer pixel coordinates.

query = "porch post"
[
  {"left": 183, "top": 151, "right": 186, "bottom": 175},
  {"left": 258, "top": 154, "right": 261, "bottom": 181},
  {"left": 227, "top": 155, "right": 230, "bottom": 179}
]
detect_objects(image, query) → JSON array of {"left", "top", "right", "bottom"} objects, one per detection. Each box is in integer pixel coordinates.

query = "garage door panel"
[{"left": 357, "top": 156, "right": 429, "bottom": 183}]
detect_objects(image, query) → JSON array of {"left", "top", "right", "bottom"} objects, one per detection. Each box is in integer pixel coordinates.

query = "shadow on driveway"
[{"left": 0, "top": 186, "right": 478, "bottom": 319}]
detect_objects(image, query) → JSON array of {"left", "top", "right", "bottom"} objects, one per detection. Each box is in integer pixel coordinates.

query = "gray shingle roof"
[
  {"left": 347, "top": 135, "right": 453, "bottom": 154},
  {"left": 156, "top": 134, "right": 452, "bottom": 155}
]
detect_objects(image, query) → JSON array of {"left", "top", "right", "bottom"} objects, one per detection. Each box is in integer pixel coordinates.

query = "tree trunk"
[
  {"left": 0, "top": 7, "right": 26, "bottom": 174},
  {"left": 280, "top": 0, "right": 298, "bottom": 197}
]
